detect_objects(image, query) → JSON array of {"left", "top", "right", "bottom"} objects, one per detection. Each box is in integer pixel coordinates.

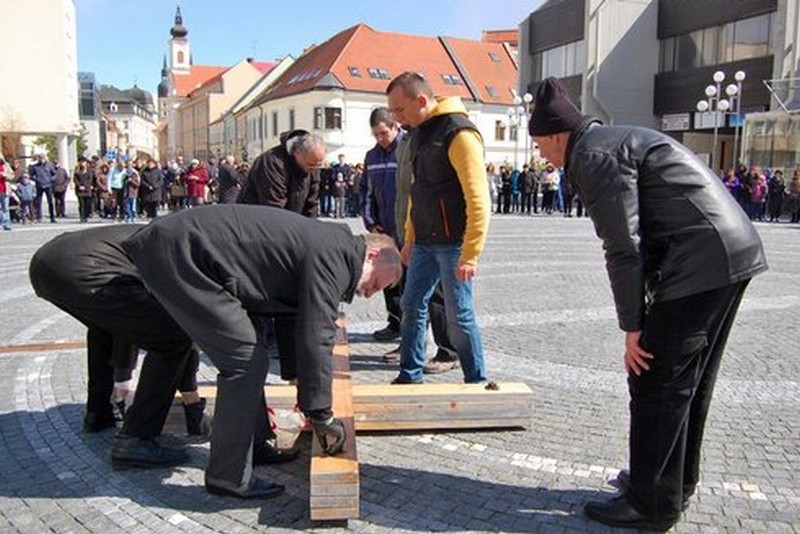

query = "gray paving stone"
[{"left": 0, "top": 215, "right": 798, "bottom": 532}]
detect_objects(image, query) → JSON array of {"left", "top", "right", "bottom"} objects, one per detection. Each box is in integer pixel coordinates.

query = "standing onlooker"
[
  {"left": 139, "top": 159, "right": 164, "bottom": 219},
  {"left": 530, "top": 76, "right": 767, "bottom": 531},
  {"left": 73, "top": 159, "right": 95, "bottom": 222},
  {"left": 788, "top": 166, "right": 800, "bottom": 223},
  {"left": 561, "top": 170, "right": 574, "bottom": 217},
  {"left": 333, "top": 172, "right": 347, "bottom": 218},
  {"left": 29, "top": 154, "right": 57, "bottom": 223},
  {"left": 749, "top": 173, "right": 767, "bottom": 221},
  {"left": 16, "top": 174, "right": 36, "bottom": 224},
  {"left": 520, "top": 164, "right": 535, "bottom": 215},
  {"left": 360, "top": 107, "right": 403, "bottom": 341},
  {"left": 205, "top": 156, "right": 219, "bottom": 204},
  {"left": 53, "top": 162, "right": 70, "bottom": 218},
  {"left": 216, "top": 155, "right": 243, "bottom": 204},
  {"left": 107, "top": 160, "right": 127, "bottom": 220},
  {"left": 499, "top": 165, "right": 512, "bottom": 214},
  {"left": 185, "top": 159, "right": 209, "bottom": 207},
  {"left": 486, "top": 163, "right": 499, "bottom": 211},
  {"left": 766, "top": 169, "right": 786, "bottom": 222},
  {"left": 0, "top": 157, "right": 11, "bottom": 230},
  {"left": 386, "top": 71, "right": 491, "bottom": 385},
  {"left": 123, "top": 166, "right": 140, "bottom": 223},
  {"left": 541, "top": 164, "right": 560, "bottom": 214},
  {"left": 95, "top": 164, "right": 111, "bottom": 218}
]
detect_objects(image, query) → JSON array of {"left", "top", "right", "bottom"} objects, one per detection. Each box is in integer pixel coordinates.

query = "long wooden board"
[
  {"left": 309, "top": 340, "right": 359, "bottom": 520},
  {"left": 166, "top": 381, "right": 533, "bottom": 432}
]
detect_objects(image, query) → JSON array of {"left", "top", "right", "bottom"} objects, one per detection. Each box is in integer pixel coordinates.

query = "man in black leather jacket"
[{"left": 529, "top": 77, "right": 768, "bottom": 531}]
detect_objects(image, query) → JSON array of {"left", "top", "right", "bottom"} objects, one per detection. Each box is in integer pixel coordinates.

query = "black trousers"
[
  {"left": 29, "top": 226, "right": 197, "bottom": 437},
  {"left": 627, "top": 280, "right": 750, "bottom": 520},
  {"left": 382, "top": 280, "right": 402, "bottom": 331}
]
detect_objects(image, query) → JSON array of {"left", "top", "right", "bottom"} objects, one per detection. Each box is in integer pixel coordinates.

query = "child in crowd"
[{"left": 16, "top": 174, "right": 36, "bottom": 224}]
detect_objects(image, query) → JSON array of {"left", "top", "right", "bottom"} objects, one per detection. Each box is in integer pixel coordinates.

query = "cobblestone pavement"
[{"left": 0, "top": 212, "right": 798, "bottom": 533}]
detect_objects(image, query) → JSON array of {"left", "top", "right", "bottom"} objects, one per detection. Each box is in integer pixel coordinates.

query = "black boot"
[{"left": 184, "top": 398, "right": 212, "bottom": 439}]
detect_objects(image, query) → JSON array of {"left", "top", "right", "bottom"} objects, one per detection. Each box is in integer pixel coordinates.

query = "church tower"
[{"left": 168, "top": 4, "right": 190, "bottom": 74}]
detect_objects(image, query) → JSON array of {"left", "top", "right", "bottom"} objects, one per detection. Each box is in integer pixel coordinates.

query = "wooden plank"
[
  {"left": 166, "top": 382, "right": 533, "bottom": 433},
  {"left": 309, "top": 331, "right": 359, "bottom": 521},
  {"left": 0, "top": 340, "right": 85, "bottom": 354}
]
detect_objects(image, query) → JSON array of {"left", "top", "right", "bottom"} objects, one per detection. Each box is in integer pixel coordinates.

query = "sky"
[{"left": 75, "top": 0, "right": 542, "bottom": 95}]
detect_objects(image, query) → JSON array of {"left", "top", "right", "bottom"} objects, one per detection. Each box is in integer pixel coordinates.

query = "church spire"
[{"left": 170, "top": 3, "right": 188, "bottom": 38}]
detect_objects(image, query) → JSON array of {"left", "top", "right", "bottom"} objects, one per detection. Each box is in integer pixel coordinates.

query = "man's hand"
[
  {"left": 456, "top": 263, "right": 477, "bottom": 282},
  {"left": 369, "top": 225, "right": 385, "bottom": 234},
  {"left": 624, "top": 330, "right": 653, "bottom": 376},
  {"left": 400, "top": 242, "right": 413, "bottom": 266},
  {"left": 312, "top": 417, "right": 346, "bottom": 455}
]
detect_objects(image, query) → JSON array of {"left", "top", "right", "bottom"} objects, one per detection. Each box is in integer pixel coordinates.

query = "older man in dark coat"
[
  {"left": 530, "top": 77, "right": 768, "bottom": 531},
  {"left": 32, "top": 205, "right": 401, "bottom": 499}
]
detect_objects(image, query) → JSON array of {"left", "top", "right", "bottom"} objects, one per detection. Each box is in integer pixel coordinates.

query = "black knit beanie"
[{"left": 528, "top": 77, "right": 585, "bottom": 136}]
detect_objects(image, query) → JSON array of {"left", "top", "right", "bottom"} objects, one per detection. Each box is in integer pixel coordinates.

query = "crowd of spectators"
[{"left": 1, "top": 151, "right": 798, "bottom": 228}]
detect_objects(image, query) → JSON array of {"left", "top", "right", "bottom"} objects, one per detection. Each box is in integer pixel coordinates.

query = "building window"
[
  {"left": 348, "top": 66, "right": 361, "bottom": 77},
  {"left": 494, "top": 120, "right": 506, "bottom": 141},
  {"left": 510, "top": 125, "right": 518, "bottom": 142},
  {"left": 731, "top": 13, "right": 771, "bottom": 61},
  {"left": 535, "top": 39, "right": 586, "bottom": 81},
  {"left": 442, "top": 74, "right": 463, "bottom": 85},
  {"left": 272, "top": 111, "right": 278, "bottom": 137},
  {"left": 289, "top": 108, "right": 295, "bottom": 131},
  {"left": 109, "top": 102, "right": 118, "bottom": 112},
  {"left": 367, "top": 67, "right": 391, "bottom": 80},
  {"left": 488, "top": 52, "right": 501, "bottom": 62},
  {"left": 80, "top": 96, "right": 95, "bottom": 118},
  {"left": 486, "top": 85, "right": 498, "bottom": 97},
  {"left": 314, "top": 107, "right": 342, "bottom": 129},
  {"left": 177, "top": 51, "right": 184, "bottom": 64}
]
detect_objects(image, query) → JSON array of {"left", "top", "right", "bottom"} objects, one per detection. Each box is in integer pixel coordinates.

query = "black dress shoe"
[
  {"left": 612, "top": 469, "right": 692, "bottom": 511},
  {"left": 206, "top": 477, "right": 285, "bottom": 499},
  {"left": 584, "top": 495, "right": 678, "bottom": 531},
  {"left": 373, "top": 324, "right": 401, "bottom": 341},
  {"left": 83, "top": 411, "right": 117, "bottom": 433},
  {"left": 253, "top": 440, "right": 300, "bottom": 465},
  {"left": 390, "top": 376, "right": 423, "bottom": 385},
  {"left": 111, "top": 434, "right": 189, "bottom": 470}
]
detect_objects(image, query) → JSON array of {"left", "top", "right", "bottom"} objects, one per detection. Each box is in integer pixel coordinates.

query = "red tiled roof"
[
  {"left": 252, "top": 23, "right": 518, "bottom": 106},
  {"left": 172, "top": 65, "right": 227, "bottom": 97},
  {"left": 482, "top": 29, "right": 519, "bottom": 45},
  {"left": 441, "top": 37, "right": 518, "bottom": 105},
  {"left": 251, "top": 61, "right": 276, "bottom": 75}
]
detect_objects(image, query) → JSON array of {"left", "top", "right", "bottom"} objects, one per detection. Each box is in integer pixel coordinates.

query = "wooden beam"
[
  {"left": 309, "top": 317, "right": 358, "bottom": 520},
  {"left": 166, "top": 382, "right": 533, "bottom": 432}
]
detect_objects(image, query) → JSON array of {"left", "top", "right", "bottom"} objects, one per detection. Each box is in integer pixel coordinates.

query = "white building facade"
[{"left": 1, "top": 0, "right": 80, "bottom": 167}]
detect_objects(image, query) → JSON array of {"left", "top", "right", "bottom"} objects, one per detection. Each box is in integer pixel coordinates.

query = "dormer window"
[
  {"left": 348, "top": 66, "right": 361, "bottom": 77},
  {"left": 485, "top": 85, "right": 497, "bottom": 97},
  {"left": 368, "top": 67, "right": 390, "bottom": 80},
  {"left": 489, "top": 52, "right": 500, "bottom": 62},
  {"left": 109, "top": 102, "right": 118, "bottom": 112},
  {"left": 442, "top": 74, "right": 463, "bottom": 85}
]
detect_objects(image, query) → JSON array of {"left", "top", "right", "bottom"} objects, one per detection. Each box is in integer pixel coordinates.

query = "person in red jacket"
[{"left": 185, "top": 158, "right": 209, "bottom": 207}]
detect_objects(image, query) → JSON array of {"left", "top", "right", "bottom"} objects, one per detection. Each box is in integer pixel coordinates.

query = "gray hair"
[
  {"left": 287, "top": 132, "right": 326, "bottom": 156},
  {"left": 363, "top": 233, "right": 403, "bottom": 288}
]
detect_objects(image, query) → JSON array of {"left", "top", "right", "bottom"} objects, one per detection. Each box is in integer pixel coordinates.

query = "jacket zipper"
[{"left": 439, "top": 199, "right": 451, "bottom": 238}]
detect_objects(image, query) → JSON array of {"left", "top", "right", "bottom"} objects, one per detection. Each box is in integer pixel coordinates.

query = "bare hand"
[
  {"left": 456, "top": 263, "right": 477, "bottom": 282},
  {"left": 370, "top": 225, "right": 385, "bottom": 234},
  {"left": 400, "top": 242, "right": 412, "bottom": 266},
  {"left": 624, "top": 331, "right": 653, "bottom": 376}
]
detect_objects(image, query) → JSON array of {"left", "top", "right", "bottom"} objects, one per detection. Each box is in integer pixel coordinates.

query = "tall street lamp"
[
  {"left": 696, "top": 70, "right": 745, "bottom": 172},
  {"left": 727, "top": 70, "right": 746, "bottom": 166},
  {"left": 507, "top": 92, "right": 533, "bottom": 169},
  {"left": 696, "top": 71, "right": 729, "bottom": 172}
]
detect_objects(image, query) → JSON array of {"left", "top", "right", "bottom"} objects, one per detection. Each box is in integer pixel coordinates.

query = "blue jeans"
[
  {"left": 124, "top": 197, "right": 137, "bottom": 221},
  {"left": 0, "top": 194, "right": 10, "bottom": 229},
  {"left": 398, "top": 243, "right": 486, "bottom": 383}
]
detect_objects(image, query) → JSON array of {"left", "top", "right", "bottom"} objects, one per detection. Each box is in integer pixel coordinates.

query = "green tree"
[
  {"left": 33, "top": 135, "right": 58, "bottom": 162},
  {"left": 76, "top": 125, "right": 88, "bottom": 157}
]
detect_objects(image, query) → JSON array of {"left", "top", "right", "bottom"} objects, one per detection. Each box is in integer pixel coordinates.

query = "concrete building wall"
[
  {"left": 584, "top": 0, "right": 659, "bottom": 128},
  {"left": 1, "top": 0, "right": 79, "bottom": 167}
]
